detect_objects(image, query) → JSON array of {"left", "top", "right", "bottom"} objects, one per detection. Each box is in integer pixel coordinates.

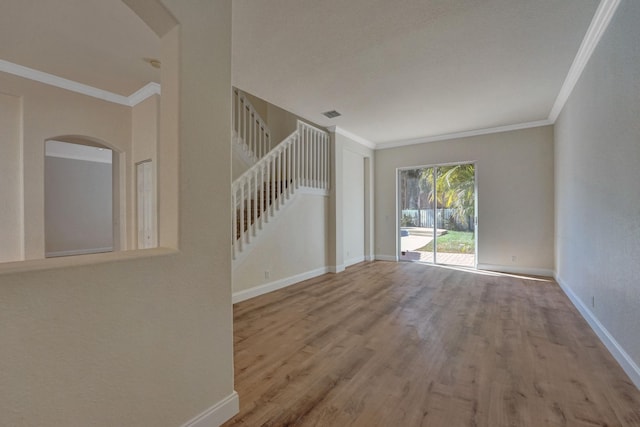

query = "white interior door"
[{"left": 137, "top": 160, "right": 157, "bottom": 249}]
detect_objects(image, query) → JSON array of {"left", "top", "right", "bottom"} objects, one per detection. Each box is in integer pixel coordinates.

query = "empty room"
[{"left": 1, "top": 1, "right": 639, "bottom": 426}]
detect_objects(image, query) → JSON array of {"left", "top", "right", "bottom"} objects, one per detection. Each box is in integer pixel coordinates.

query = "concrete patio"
[{"left": 400, "top": 227, "right": 475, "bottom": 267}]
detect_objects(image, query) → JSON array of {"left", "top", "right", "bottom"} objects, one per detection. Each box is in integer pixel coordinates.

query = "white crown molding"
[
  {"left": 328, "top": 126, "right": 377, "bottom": 150},
  {"left": 127, "top": 82, "right": 161, "bottom": 106},
  {"left": 0, "top": 59, "right": 160, "bottom": 107},
  {"left": 548, "top": 0, "right": 620, "bottom": 121},
  {"left": 376, "top": 119, "right": 552, "bottom": 150}
]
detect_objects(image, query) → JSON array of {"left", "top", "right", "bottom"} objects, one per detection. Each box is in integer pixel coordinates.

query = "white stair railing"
[
  {"left": 233, "top": 88, "right": 272, "bottom": 162},
  {"left": 232, "top": 121, "right": 330, "bottom": 259}
]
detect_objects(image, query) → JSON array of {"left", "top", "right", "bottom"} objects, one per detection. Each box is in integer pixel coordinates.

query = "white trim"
[
  {"left": 328, "top": 126, "right": 376, "bottom": 150},
  {"left": 127, "top": 82, "right": 161, "bottom": 106},
  {"left": 0, "top": 247, "right": 177, "bottom": 276},
  {"left": 232, "top": 132, "right": 257, "bottom": 169},
  {"left": 375, "top": 255, "right": 398, "bottom": 262},
  {"left": 45, "top": 247, "right": 113, "bottom": 258},
  {"left": 344, "top": 255, "right": 365, "bottom": 268},
  {"left": 555, "top": 274, "right": 640, "bottom": 390},
  {"left": 376, "top": 119, "right": 552, "bottom": 150},
  {"left": 548, "top": 0, "right": 620, "bottom": 121},
  {"left": 0, "top": 59, "right": 160, "bottom": 107},
  {"left": 180, "top": 391, "right": 239, "bottom": 427},
  {"left": 328, "top": 264, "right": 346, "bottom": 273},
  {"left": 232, "top": 267, "right": 329, "bottom": 303},
  {"left": 477, "top": 263, "right": 554, "bottom": 277}
]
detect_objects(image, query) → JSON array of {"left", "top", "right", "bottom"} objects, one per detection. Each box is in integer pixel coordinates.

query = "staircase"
[
  {"left": 231, "top": 90, "right": 330, "bottom": 260},
  {"left": 233, "top": 88, "right": 272, "bottom": 165}
]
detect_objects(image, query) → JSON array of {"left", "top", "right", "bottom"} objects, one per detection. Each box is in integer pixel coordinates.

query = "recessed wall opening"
[{"left": 44, "top": 138, "right": 120, "bottom": 258}]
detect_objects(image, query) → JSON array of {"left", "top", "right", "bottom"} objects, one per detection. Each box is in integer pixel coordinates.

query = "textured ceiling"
[
  {"left": 1, "top": 1, "right": 602, "bottom": 143},
  {"left": 0, "top": 0, "right": 160, "bottom": 96},
  {"left": 233, "top": 0, "right": 600, "bottom": 144}
]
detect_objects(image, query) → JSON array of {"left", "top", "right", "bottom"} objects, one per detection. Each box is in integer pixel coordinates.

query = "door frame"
[{"left": 396, "top": 161, "right": 478, "bottom": 268}]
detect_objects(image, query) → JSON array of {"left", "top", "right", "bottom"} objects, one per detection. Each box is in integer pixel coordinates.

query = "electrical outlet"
[
  {"left": 264, "top": 271, "right": 270, "bottom": 279},
  {"left": 511, "top": 255, "right": 517, "bottom": 263}
]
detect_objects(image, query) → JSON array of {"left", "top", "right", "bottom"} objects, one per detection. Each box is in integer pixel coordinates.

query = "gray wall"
[
  {"left": 554, "top": 0, "right": 640, "bottom": 382},
  {"left": 45, "top": 156, "right": 113, "bottom": 256}
]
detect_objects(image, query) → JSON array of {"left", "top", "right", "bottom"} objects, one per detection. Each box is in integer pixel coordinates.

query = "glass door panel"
[
  {"left": 433, "top": 164, "right": 475, "bottom": 267},
  {"left": 399, "top": 167, "right": 434, "bottom": 262},
  {"left": 399, "top": 163, "right": 476, "bottom": 267}
]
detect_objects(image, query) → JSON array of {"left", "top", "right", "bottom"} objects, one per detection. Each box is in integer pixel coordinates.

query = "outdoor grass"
[{"left": 417, "top": 230, "right": 475, "bottom": 254}]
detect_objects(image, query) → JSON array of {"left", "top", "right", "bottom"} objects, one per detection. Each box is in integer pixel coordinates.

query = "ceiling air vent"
[{"left": 322, "top": 110, "right": 341, "bottom": 119}]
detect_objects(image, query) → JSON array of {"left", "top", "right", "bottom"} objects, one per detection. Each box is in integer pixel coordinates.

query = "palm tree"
[
  {"left": 417, "top": 165, "right": 474, "bottom": 229},
  {"left": 437, "top": 164, "right": 475, "bottom": 229}
]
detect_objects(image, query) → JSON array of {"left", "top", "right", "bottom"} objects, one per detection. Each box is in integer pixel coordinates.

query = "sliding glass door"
[{"left": 398, "top": 163, "right": 476, "bottom": 267}]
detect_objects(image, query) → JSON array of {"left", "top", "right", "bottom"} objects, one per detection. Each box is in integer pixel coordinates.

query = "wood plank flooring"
[{"left": 223, "top": 261, "right": 640, "bottom": 427}]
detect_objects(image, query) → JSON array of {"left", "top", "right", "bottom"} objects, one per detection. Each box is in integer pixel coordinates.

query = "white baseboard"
[
  {"left": 45, "top": 247, "right": 113, "bottom": 258},
  {"left": 555, "top": 274, "right": 640, "bottom": 390},
  {"left": 344, "top": 255, "right": 365, "bottom": 267},
  {"left": 477, "top": 263, "right": 553, "bottom": 277},
  {"left": 232, "top": 267, "right": 329, "bottom": 303},
  {"left": 328, "top": 264, "right": 345, "bottom": 273},
  {"left": 375, "top": 254, "right": 397, "bottom": 262},
  {"left": 180, "top": 391, "right": 239, "bottom": 427}
]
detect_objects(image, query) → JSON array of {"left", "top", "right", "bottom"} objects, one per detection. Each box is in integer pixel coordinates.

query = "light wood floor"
[{"left": 224, "top": 261, "right": 640, "bottom": 427}]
